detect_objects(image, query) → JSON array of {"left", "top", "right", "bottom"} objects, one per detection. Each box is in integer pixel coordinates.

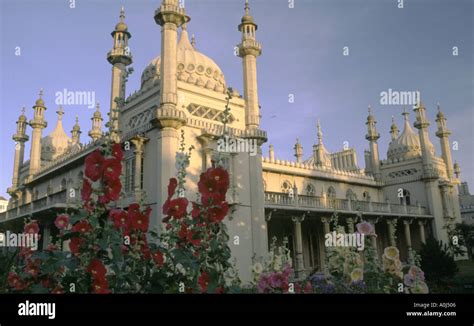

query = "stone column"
[
  {"left": 292, "top": 215, "right": 305, "bottom": 279},
  {"left": 403, "top": 219, "right": 413, "bottom": 263},
  {"left": 346, "top": 217, "right": 355, "bottom": 233},
  {"left": 320, "top": 217, "right": 331, "bottom": 272},
  {"left": 131, "top": 135, "right": 148, "bottom": 202},
  {"left": 386, "top": 219, "right": 396, "bottom": 247},
  {"left": 42, "top": 225, "right": 51, "bottom": 250},
  {"left": 418, "top": 220, "right": 426, "bottom": 244}
]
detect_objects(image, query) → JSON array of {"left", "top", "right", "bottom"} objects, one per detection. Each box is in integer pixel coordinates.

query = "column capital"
[
  {"left": 417, "top": 219, "right": 427, "bottom": 226},
  {"left": 321, "top": 216, "right": 331, "bottom": 224},
  {"left": 265, "top": 209, "right": 276, "bottom": 222},
  {"left": 131, "top": 134, "right": 149, "bottom": 153},
  {"left": 292, "top": 212, "right": 308, "bottom": 224},
  {"left": 403, "top": 218, "right": 413, "bottom": 225}
]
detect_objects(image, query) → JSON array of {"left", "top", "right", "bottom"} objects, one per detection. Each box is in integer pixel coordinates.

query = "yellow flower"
[
  {"left": 350, "top": 268, "right": 363, "bottom": 282},
  {"left": 384, "top": 246, "right": 400, "bottom": 261}
]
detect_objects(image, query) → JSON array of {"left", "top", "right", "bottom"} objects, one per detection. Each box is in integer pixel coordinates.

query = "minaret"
[
  {"left": 435, "top": 104, "right": 454, "bottom": 179},
  {"left": 313, "top": 120, "right": 331, "bottom": 167},
  {"left": 389, "top": 115, "right": 399, "bottom": 140},
  {"left": 71, "top": 115, "right": 81, "bottom": 146},
  {"left": 89, "top": 103, "right": 103, "bottom": 141},
  {"left": 413, "top": 99, "right": 435, "bottom": 166},
  {"left": 269, "top": 144, "right": 275, "bottom": 161},
  {"left": 294, "top": 139, "right": 303, "bottom": 163},
  {"left": 365, "top": 106, "right": 380, "bottom": 179},
  {"left": 29, "top": 89, "right": 47, "bottom": 176},
  {"left": 238, "top": 0, "right": 262, "bottom": 130},
  {"left": 10, "top": 107, "right": 29, "bottom": 190},
  {"left": 153, "top": 0, "right": 188, "bottom": 227},
  {"left": 107, "top": 7, "right": 133, "bottom": 142}
]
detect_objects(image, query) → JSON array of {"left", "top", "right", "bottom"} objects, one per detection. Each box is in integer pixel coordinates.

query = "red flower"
[
  {"left": 178, "top": 223, "right": 201, "bottom": 247},
  {"left": 102, "top": 158, "right": 122, "bottom": 181},
  {"left": 99, "top": 178, "right": 122, "bottom": 204},
  {"left": 198, "top": 271, "right": 210, "bottom": 293},
  {"left": 153, "top": 250, "right": 164, "bottom": 267},
  {"left": 128, "top": 203, "right": 150, "bottom": 232},
  {"left": 54, "top": 214, "right": 70, "bottom": 230},
  {"left": 84, "top": 150, "right": 104, "bottom": 182},
  {"left": 25, "top": 259, "right": 40, "bottom": 277},
  {"left": 87, "top": 259, "right": 107, "bottom": 278},
  {"left": 206, "top": 202, "right": 229, "bottom": 223},
  {"left": 191, "top": 202, "right": 201, "bottom": 219},
  {"left": 72, "top": 220, "right": 92, "bottom": 234},
  {"left": 69, "top": 237, "right": 83, "bottom": 256},
  {"left": 167, "top": 178, "right": 178, "bottom": 199},
  {"left": 109, "top": 209, "right": 130, "bottom": 231},
  {"left": 198, "top": 168, "right": 229, "bottom": 196},
  {"left": 163, "top": 198, "right": 188, "bottom": 220},
  {"left": 24, "top": 221, "right": 39, "bottom": 234},
  {"left": 81, "top": 179, "right": 92, "bottom": 202},
  {"left": 91, "top": 275, "right": 111, "bottom": 294},
  {"left": 111, "top": 143, "right": 124, "bottom": 161},
  {"left": 8, "top": 272, "right": 23, "bottom": 290}
]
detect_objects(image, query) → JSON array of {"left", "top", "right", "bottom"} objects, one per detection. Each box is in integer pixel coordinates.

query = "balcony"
[
  {"left": 0, "top": 190, "right": 76, "bottom": 223},
  {"left": 264, "top": 192, "right": 429, "bottom": 217}
]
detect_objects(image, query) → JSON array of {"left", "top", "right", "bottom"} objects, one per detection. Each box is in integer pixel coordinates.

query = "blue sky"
[{"left": 0, "top": 0, "right": 473, "bottom": 199}]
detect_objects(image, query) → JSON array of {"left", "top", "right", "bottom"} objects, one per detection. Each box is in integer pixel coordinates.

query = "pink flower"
[
  {"left": 24, "top": 221, "right": 40, "bottom": 234},
  {"left": 54, "top": 214, "right": 70, "bottom": 230},
  {"left": 356, "top": 221, "right": 375, "bottom": 235}
]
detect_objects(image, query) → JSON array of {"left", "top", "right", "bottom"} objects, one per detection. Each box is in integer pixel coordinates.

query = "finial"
[
  {"left": 75, "top": 115, "right": 79, "bottom": 124},
  {"left": 21, "top": 106, "right": 26, "bottom": 115},
  {"left": 437, "top": 102, "right": 441, "bottom": 112},
  {"left": 96, "top": 102, "right": 100, "bottom": 111},
  {"left": 402, "top": 107, "right": 409, "bottom": 121},
  {"left": 245, "top": 0, "right": 250, "bottom": 14},
  {"left": 57, "top": 106, "right": 64, "bottom": 120},
  {"left": 368, "top": 105, "right": 372, "bottom": 115},
  {"left": 317, "top": 119, "right": 323, "bottom": 143},
  {"left": 120, "top": 6, "right": 125, "bottom": 22},
  {"left": 191, "top": 34, "right": 196, "bottom": 48},
  {"left": 391, "top": 115, "right": 395, "bottom": 124},
  {"left": 39, "top": 88, "right": 44, "bottom": 99}
]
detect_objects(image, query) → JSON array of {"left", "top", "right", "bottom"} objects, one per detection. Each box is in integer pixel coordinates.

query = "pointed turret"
[
  {"left": 9, "top": 107, "right": 29, "bottom": 191},
  {"left": 390, "top": 115, "right": 399, "bottom": 140},
  {"left": 294, "top": 138, "right": 303, "bottom": 163},
  {"left": 89, "top": 103, "right": 103, "bottom": 141},
  {"left": 71, "top": 115, "right": 81, "bottom": 145},
  {"left": 29, "top": 89, "right": 48, "bottom": 176},
  {"left": 435, "top": 104, "right": 454, "bottom": 179},
  {"left": 365, "top": 106, "right": 380, "bottom": 179}
]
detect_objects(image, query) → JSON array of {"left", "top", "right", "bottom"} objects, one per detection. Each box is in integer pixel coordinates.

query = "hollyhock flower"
[
  {"left": 304, "top": 281, "right": 313, "bottom": 294},
  {"left": 24, "top": 221, "right": 39, "bottom": 234},
  {"left": 102, "top": 158, "right": 122, "bottom": 181},
  {"left": 205, "top": 202, "right": 229, "bottom": 223},
  {"left": 412, "top": 281, "right": 429, "bottom": 294},
  {"left": 7, "top": 272, "right": 24, "bottom": 290},
  {"left": 92, "top": 276, "right": 111, "bottom": 294},
  {"left": 99, "top": 178, "right": 122, "bottom": 204},
  {"left": 111, "top": 143, "right": 124, "bottom": 161},
  {"left": 404, "top": 274, "right": 415, "bottom": 287},
  {"left": 252, "top": 262, "right": 263, "bottom": 275},
  {"left": 128, "top": 204, "right": 150, "bottom": 232},
  {"left": 84, "top": 150, "right": 104, "bottom": 182},
  {"left": 191, "top": 202, "right": 201, "bottom": 219},
  {"left": 87, "top": 259, "right": 107, "bottom": 278},
  {"left": 25, "top": 259, "right": 40, "bottom": 277},
  {"left": 198, "top": 271, "right": 210, "bottom": 293},
  {"left": 350, "top": 268, "right": 363, "bottom": 282},
  {"left": 81, "top": 179, "right": 92, "bottom": 203},
  {"left": 163, "top": 198, "right": 188, "bottom": 220},
  {"left": 54, "top": 214, "right": 70, "bottom": 230},
  {"left": 198, "top": 168, "right": 229, "bottom": 196},
  {"left": 69, "top": 237, "right": 83, "bottom": 256},
  {"left": 167, "top": 178, "right": 178, "bottom": 199},
  {"left": 384, "top": 246, "right": 399, "bottom": 261},
  {"left": 109, "top": 209, "right": 129, "bottom": 231},
  {"left": 72, "top": 220, "right": 92, "bottom": 234},
  {"left": 356, "top": 221, "right": 375, "bottom": 236},
  {"left": 153, "top": 250, "right": 164, "bottom": 267},
  {"left": 408, "top": 265, "right": 425, "bottom": 281}
]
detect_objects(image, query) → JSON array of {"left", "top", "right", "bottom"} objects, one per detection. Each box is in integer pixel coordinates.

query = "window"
[
  {"left": 305, "top": 183, "right": 315, "bottom": 196},
  {"left": 399, "top": 189, "right": 411, "bottom": 206},
  {"left": 282, "top": 180, "right": 292, "bottom": 193},
  {"left": 124, "top": 157, "right": 136, "bottom": 193},
  {"left": 363, "top": 191, "right": 371, "bottom": 201},
  {"left": 346, "top": 189, "right": 357, "bottom": 201},
  {"left": 327, "top": 186, "right": 336, "bottom": 198}
]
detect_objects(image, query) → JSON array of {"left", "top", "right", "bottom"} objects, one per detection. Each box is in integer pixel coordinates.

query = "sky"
[{"left": 0, "top": 0, "right": 473, "bottom": 200}]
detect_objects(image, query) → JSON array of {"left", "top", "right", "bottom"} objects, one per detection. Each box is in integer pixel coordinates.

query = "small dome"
[
  {"left": 35, "top": 98, "right": 45, "bottom": 107},
  {"left": 115, "top": 21, "right": 128, "bottom": 32},
  {"left": 41, "top": 111, "right": 72, "bottom": 161},
  {"left": 387, "top": 112, "right": 422, "bottom": 160},
  {"left": 140, "top": 28, "right": 226, "bottom": 93},
  {"left": 241, "top": 14, "right": 254, "bottom": 24}
]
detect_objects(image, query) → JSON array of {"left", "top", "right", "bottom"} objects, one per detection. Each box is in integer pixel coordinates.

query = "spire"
[
  {"left": 191, "top": 34, "right": 196, "bottom": 48},
  {"left": 390, "top": 115, "right": 399, "bottom": 140},
  {"left": 71, "top": 115, "right": 81, "bottom": 145},
  {"left": 245, "top": 0, "right": 250, "bottom": 15},
  {"left": 89, "top": 102, "right": 103, "bottom": 141},
  {"left": 56, "top": 105, "right": 64, "bottom": 121},
  {"left": 269, "top": 144, "right": 275, "bottom": 161},
  {"left": 294, "top": 138, "right": 303, "bottom": 163},
  {"left": 120, "top": 6, "right": 125, "bottom": 22},
  {"left": 317, "top": 119, "right": 323, "bottom": 145}
]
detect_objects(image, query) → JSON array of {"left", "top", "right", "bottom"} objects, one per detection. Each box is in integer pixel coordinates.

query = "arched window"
[
  {"left": 281, "top": 180, "right": 292, "bottom": 194},
  {"left": 327, "top": 186, "right": 336, "bottom": 198},
  {"left": 60, "top": 178, "right": 67, "bottom": 191},
  {"left": 399, "top": 189, "right": 411, "bottom": 206},
  {"left": 346, "top": 189, "right": 357, "bottom": 201},
  {"left": 305, "top": 183, "right": 315, "bottom": 196},
  {"left": 363, "top": 191, "right": 371, "bottom": 201}
]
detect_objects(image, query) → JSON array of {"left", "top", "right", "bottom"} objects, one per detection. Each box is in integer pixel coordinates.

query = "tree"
[{"left": 419, "top": 237, "right": 458, "bottom": 285}]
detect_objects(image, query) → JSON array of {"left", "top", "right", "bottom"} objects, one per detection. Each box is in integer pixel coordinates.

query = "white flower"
[{"left": 252, "top": 262, "right": 263, "bottom": 275}]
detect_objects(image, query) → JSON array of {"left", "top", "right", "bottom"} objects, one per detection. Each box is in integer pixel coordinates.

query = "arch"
[
  {"left": 346, "top": 189, "right": 357, "bottom": 201},
  {"left": 305, "top": 183, "right": 315, "bottom": 196},
  {"left": 363, "top": 191, "right": 371, "bottom": 201},
  {"left": 327, "top": 186, "right": 336, "bottom": 198},
  {"left": 60, "top": 178, "right": 67, "bottom": 191},
  {"left": 399, "top": 189, "right": 411, "bottom": 206}
]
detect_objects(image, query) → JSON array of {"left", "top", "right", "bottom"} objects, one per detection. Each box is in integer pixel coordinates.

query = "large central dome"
[{"left": 140, "top": 26, "right": 227, "bottom": 93}]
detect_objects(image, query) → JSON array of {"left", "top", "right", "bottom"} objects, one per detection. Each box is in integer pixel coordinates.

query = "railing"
[{"left": 264, "top": 191, "right": 429, "bottom": 216}]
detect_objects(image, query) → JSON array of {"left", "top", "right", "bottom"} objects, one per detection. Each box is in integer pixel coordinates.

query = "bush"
[{"left": 419, "top": 237, "right": 458, "bottom": 286}]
